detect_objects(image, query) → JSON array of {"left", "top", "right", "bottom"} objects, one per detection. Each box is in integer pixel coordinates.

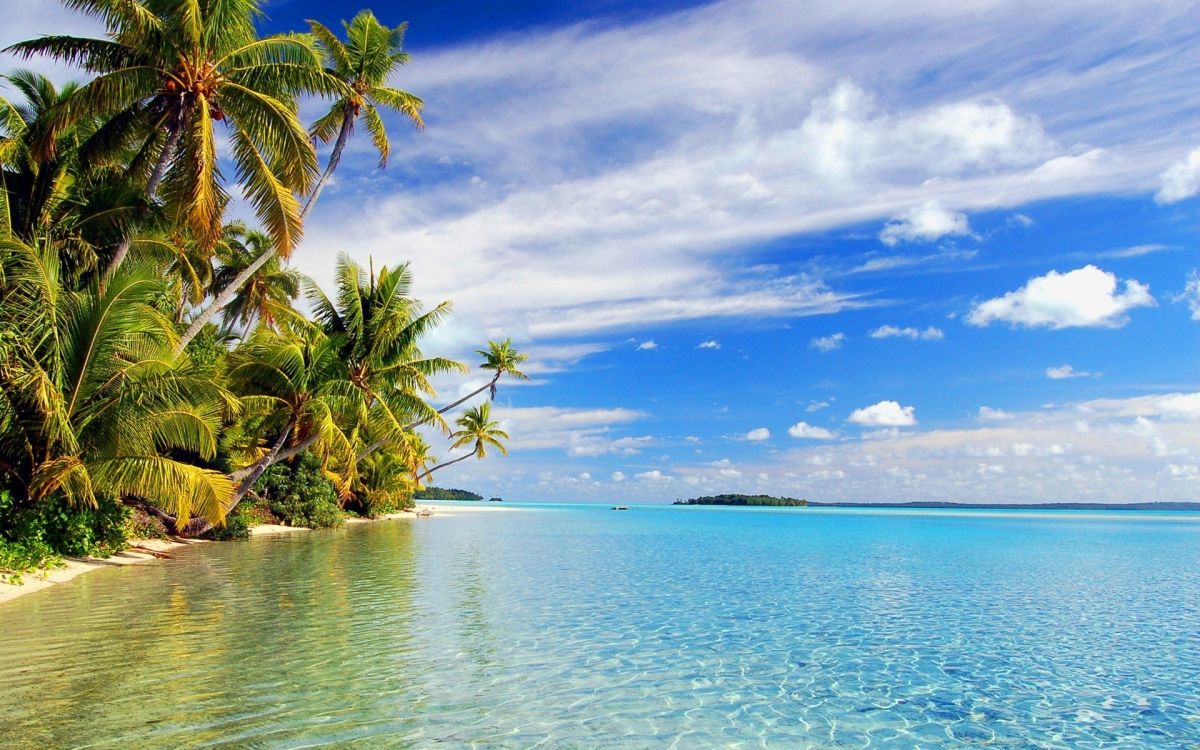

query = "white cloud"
[
  {"left": 697, "top": 339, "right": 721, "bottom": 349},
  {"left": 1174, "top": 270, "right": 1200, "bottom": 321},
  {"left": 521, "top": 342, "right": 610, "bottom": 374},
  {"left": 879, "top": 201, "right": 972, "bottom": 246},
  {"left": 611, "top": 471, "right": 626, "bottom": 482},
  {"left": 636, "top": 340, "right": 658, "bottom": 350},
  {"left": 848, "top": 400, "right": 918, "bottom": 427},
  {"left": 968, "top": 265, "right": 1155, "bottom": 329},
  {"left": 978, "top": 406, "right": 1014, "bottom": 420},
  {"left": 1156, "top": 147, "right": 1200, "bottom": 204},
  {"left": 811, "top": 332, "right": 846, "bottom": 351},
  {"left": 636, "top": 470, "right": 671, "bottom": 481},
  {"left": 788, "top": 421, "right": 838, "bottom": 439},
  {"left": 870, "top": 325, "right": 945, "bottom": 340},
  {"left": 492, "top": 406, "right": 647, "bottom": 456},
  {"left": 745, "top": 427, "right": 771, "bottom": 441},
  {"left": 1046, "top": 364, "right": 1098, "bottom": 380},
  {"left": 1075, "top": 392, "right": 1200, "bottom": 421},
  {"left": 806, "top": 399, "right": 831, "bottom": 412}
]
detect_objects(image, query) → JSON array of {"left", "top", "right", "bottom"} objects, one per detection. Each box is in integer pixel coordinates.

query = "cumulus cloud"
[
  {"left": 806, "top": 399, "right": 831, "bottom": 412},
  {"left": 968, "top": 265, "right": 1155, "bottom": 329},
  {"left": 811, "top": 332, "right": 846, "bottom": 351},
  {"left": 1156, "top": 147, "right": 1200, "bottom": 204},
  {"left": 697, "top": 339, "right": 721, "bottom": 349},
  {"left": 788, "top": 421, "right": 838, "bottom": 439},
  {"left": 636, "top": 340, "right": 658, "bottom": 350},
  {"left": 848, "top": 400, "right": 918, "bottom": 427},
  {"left": 870, "top": 325, "right": 945, "bottom": 340},
  {"left": 611, "top": 471, "right": 626, "bottom": 482},
  {"left": 879, "top": 201, "right": 972, "bottom": 246},
  {"left": 1046, "top": 364, "right": 1098, "bottom": 380},
  {"left": 745, "top": 427, "right": 771, "bottom": 441}
]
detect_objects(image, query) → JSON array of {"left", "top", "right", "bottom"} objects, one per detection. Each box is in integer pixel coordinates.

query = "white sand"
[
  {"left": 0, "top": 538, "right": 201, "bottom": 605},
  {"left": 248, "top": 523, "right": 312, "bottom": 535}
]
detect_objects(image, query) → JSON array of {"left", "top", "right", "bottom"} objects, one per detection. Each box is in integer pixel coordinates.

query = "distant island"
[
  {"left": 675, "top": 496, "right": 1200, "bottom": 511},
  {"left": 414, "top": 487, "right": 484, "bottom": 501},
  {"left": 674, "top": 494, "right": 808, "bottom": 507}
]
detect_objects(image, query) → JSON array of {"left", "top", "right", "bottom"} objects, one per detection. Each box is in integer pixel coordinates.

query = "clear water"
[{"left": 2, "top": 504, "right": 1200, "bottom": 749}]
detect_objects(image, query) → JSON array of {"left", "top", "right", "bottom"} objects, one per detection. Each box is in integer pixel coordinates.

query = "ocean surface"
[{"left": 2, "top": 503, "right": 1199, "bottom": 749}]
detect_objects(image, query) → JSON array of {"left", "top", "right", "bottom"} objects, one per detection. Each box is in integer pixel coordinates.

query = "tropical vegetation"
[
  {"left": 0, "top": 0, "right": 523, "bottom": 579},
  {"left": 673, "top": 495, "right": 809, "bottom": 507}
]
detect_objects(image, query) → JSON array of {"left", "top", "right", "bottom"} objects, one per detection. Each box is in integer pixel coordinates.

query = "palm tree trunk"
[
  {"left": 355, "top": 372, "right": 500, "bottom": 463},
  {"left": 301, "top": 108, "right": 354, "bottom": 222},
  {"left": 417, "top": 451, "right": 474, "bottom": 482},
  {"left": 175, "top": 112, "right": 354, "bottom": 353},
  {"left": 103, "top": 124, "right": 181, "bottom": 286},
  {"left": 188, "top": 421, "right": 313, "bottom": 537},
  {"left": 175, "top": 249, "right": 271, "bottom": 354}
]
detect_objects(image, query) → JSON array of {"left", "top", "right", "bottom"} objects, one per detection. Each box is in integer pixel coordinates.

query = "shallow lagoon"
[{"left": 2, "top": 504, "right": 1199, "bottom": 748}]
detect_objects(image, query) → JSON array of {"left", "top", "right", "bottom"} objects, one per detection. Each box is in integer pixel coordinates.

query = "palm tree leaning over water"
[
  {"left": 417, "top": 403, "right": 509, "bottom": 482},
  {"left": 176, "top": 9, "right": 423, "bottom": 351},
  {"left": 212, "top": 224, "right": 300, "bottom": 336},
  {"left": 6, "top": 0, "right": 337, "bottom": 281}
]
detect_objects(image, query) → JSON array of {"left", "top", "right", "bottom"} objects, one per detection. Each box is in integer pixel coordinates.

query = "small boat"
[{"left": 612, "top": 505, "right": 629, "bottom": 511}]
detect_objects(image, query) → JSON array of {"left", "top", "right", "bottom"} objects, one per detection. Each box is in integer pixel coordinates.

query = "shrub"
[
  {"left": 0, "top": 490, "right": 131, "bottom": 560},
  {"left": 124, "top": 508, "right": 169, "bottom": 540},
  {"left": 255, "top": 453, "right": 343, "bottom": 529}
]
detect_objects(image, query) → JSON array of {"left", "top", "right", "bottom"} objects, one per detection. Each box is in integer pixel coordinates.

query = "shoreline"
[{"left": 0, "top": 501, "right": 520, "bottom": 605}]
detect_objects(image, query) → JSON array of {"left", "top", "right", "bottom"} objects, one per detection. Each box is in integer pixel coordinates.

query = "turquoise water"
[{"left": 2, "top": 504, "right": 1200, "bottom": 748}]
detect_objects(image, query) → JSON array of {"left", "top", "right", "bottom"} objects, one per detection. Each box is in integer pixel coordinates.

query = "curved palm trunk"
[
  {"left": 355, "top": 372, "right": 500, "bottom": 463},
  {"left": 188, "top": 421, "right": 317, "bottom": 537},
  {"left": 417, "top": 450, "right": 473, "bottom": 482},
  {"left": 301, "top": 108, "right": 354, "bottom": 222},
  {"left": 103, "top": 125, "right": 181, "bottom": 287},
  {"left": 176, "top": 111, "right": 355, "bottom": 353},
  {"left": 175, "top": 249, "right": 272, "bottom": 354}
]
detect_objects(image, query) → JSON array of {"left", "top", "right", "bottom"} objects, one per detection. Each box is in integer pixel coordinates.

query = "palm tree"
[
  {"left": 0, "top": 237, "right": 235, "bottom": 529},
  {"left": 210, "top": 325, "right": 361, "bottom": 533},
  {"left": 304, "top": 10, "right": 423, "bottom": 219},
  {"left": 212, "top": 224, "right": 299, "bottom": 335},
  {"left": 0, "top": 71, "right": 83, "bottom": 241},
  {"left": 6, "top": 0, "right": 337, "bottom": 279},
  {"left": 304, "top": 255, "right": 465, "bottom": 461},
  {"left": 417, "top": 403, "right": 509, "bottom": 482},
  {"left": 175, "top": 9, "right": 422, "bottom": 351},
  {"left": 351, "top": 432, "right": 431, "bottom": 515},
  {"left": 436, "top": 338, "right": 529, "bottom": 416}
]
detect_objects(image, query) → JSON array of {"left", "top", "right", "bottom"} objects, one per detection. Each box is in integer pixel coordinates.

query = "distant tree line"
[
  {"left": 674, "top": 494, "right": 808, "bottom": 507},
  {"left": 414, "top": 487, "right": 484, "bottom": 501}
]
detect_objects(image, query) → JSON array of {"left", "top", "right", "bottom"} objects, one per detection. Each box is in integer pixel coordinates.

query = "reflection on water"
[{"left": 1, "top": 506, "right": 1199, "bottom": 748}]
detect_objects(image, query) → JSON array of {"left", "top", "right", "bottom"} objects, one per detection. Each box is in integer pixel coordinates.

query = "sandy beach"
[
  {"left": 1, "top": 502, "right": 522, "bottom": 604},
  {"left": 0, "top": 538, "right": 201, "bottom": 605}
]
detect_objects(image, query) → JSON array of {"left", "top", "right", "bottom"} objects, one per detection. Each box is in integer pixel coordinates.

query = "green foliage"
[
  {"left": 256, "top": 453, "right": 343, "bottom": 529},
  {"left": 202, "top": 502, "right": 253, "bottom": 541},
  {"left": 673, "top": 494, "right": 808, "bottom": 507},
  {"left": 124, "top": 508, "right": 168, "bottom": 540},
  {"left": 0, "top": 489, "right": 130, "bottom": 562},
  {"left": 414, "top": 487, "right": 482, "bottom": 501}
]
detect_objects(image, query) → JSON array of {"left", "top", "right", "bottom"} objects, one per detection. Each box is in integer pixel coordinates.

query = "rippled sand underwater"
[{"left": 2, "top": 504, "right": 1198, "bottom": 748}]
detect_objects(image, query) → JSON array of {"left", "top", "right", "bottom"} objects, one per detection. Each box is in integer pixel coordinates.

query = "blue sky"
[{"left": 5, "top": 0, "right": 1200, "bottom": 503}]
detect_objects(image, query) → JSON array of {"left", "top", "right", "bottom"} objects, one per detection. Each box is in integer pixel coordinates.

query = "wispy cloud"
[{"left": 292, "top": 0, "right": 1198, "bottom": 346}]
